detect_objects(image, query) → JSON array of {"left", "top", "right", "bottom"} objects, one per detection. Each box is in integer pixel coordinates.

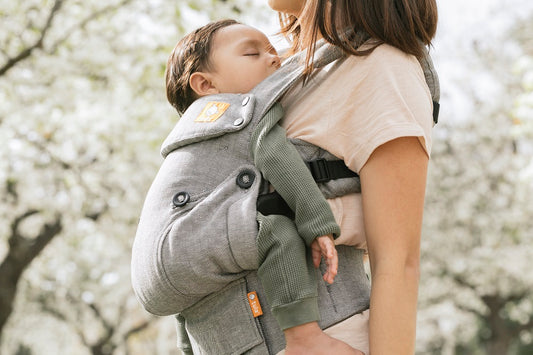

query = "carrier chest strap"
[
  {"left": 257, "top": 159, "right": 359, "bottom": 218},
  {"left": 306, "top": 159, "right": 359, "bottom": 183}
]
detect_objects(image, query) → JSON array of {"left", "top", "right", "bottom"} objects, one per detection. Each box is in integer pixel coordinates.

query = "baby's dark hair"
[{"left": 165, "top": 19, "right": 239, "bottom": 114}]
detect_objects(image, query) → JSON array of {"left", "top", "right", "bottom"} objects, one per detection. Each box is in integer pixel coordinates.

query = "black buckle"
[{"left": 307, "top": 159, "right": 331, "bottom": 183}]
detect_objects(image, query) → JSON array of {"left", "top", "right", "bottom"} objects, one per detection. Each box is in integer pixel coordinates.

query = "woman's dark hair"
[
  {"left": 165, "top": 19, "right": 239, "bottom": 114},
  {"left": 278, "top": 0, "right": 438, "bottom": 74}
]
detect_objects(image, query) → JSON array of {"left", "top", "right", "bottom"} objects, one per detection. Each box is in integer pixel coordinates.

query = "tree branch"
[
  {"left": 0, "top": 0, "right": 64, "bottom": 76},
  {"left": 124, "top": 320, "right": 151, "bottom": 340},
  {"left": 47, "top": 0, "right": 133, "bottom": 55}
]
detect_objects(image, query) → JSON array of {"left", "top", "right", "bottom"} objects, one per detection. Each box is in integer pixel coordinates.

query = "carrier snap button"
[
  {"left": 172, "top": 192, "right": 190, "bottom": 207},
  {"left": 242, "top": 96, "right": 250, "bottom": 106},
  {"left": 233, "top": 117, "right": 244, "bottom": 126},
  {"left": 236, "top": 170, "right": 255, "bottom": 189}
]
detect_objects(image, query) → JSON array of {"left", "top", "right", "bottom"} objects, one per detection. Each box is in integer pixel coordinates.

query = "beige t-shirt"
[{"left": 280, "top": 44, "right": 433, "bottom": 247}]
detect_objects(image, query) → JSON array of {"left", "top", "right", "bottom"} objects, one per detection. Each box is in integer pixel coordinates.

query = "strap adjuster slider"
[{"left": 307, "top": 159, "right": 331, "bottom": 183}]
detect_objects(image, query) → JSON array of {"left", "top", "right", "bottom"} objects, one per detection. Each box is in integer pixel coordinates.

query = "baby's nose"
[{"left": 271, "top": 54, "right": 281, "bottom": 69}]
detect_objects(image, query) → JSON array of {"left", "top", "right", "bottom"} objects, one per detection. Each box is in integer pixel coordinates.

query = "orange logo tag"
[
  {"left": 247, "top": 291, "right": 263, "bottom": 317},
  {"left": 194, "top": 102, "right": 230, "bottom": 122}
]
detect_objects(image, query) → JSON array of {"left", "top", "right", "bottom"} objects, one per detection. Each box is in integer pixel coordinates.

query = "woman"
[
  {"left": 156, "top": 0, "right": 438, "bottom": 353},
  {"left": 268, "top": 0, "right": 438, "bottom": 354}
]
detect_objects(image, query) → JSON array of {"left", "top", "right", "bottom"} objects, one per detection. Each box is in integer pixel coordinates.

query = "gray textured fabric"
[
  {"left": 419, "top": 47, "right": 440, "bottom": 103},
  {"left": 131, "top": 90, "right": 264, "bottom": 315},
  {"left": 180, "top": 279, "right": 269, "bottom": 354},
  {"left": 131, "top": 40, "right": 345, "bottom": 317},
  {"left": 177, "top": 248, "right": 370, "bottom": 355}
]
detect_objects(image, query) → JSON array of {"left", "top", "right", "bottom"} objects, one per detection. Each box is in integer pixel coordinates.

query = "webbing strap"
[
  {"left": 257, "top": 159, "right": 359, "bottom": 218},
  {"left": 257, "top": 191, "right": 295, "bottom": 219},
  {"left": 306, "top": 159, "right": 359, "bottom": 183},
  {"left": 432, "top": 101, "right": 440, "bottom": 124}
]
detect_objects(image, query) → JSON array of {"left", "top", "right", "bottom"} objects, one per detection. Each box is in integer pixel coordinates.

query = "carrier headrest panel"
[{"left": 161, "top": 93, "right": 256, "bottom": 157}]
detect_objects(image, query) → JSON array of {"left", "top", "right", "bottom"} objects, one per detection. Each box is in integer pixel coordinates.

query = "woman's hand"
[{"left": 311, "top": 234, "right": 338, "bottom": 284}]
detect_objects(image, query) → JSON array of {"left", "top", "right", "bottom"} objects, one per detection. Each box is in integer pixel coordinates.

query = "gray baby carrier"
[{"left": 131, "top": 40, "right": 440, "bottom": 353}]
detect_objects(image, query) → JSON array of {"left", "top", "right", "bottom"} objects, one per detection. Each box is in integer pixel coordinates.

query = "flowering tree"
[
  {"left": 417, "top": 14, "right": 533, "bottom": 355},
  {"left": 3, "top": 0, "right": 532, "bottom": 354},
  {"left": 0, "top": 0, "right": 270, "bottom": 353}
]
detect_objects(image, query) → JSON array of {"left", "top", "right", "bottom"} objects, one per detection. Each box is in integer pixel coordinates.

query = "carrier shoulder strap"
[
  {"left": 248, "top": 40, "right": 345, "bottom": 123},
  {"left": 419, "top": 47, "right": 441, "bottom": 124},
  {"left": 251, "top": 39, "right": 441, "bottom": 126},
  {"left": 252, "top": 39, "right": 440, "bottom": 183},
  {"left": 255, "top": 40, "right": 440, "bottom": 218},
  {"left": 305, "top": 45, "right": 441, "bottom": 182}
]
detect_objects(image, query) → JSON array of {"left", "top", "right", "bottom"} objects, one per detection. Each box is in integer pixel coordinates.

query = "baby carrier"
[{"left": 131, "top": 39, "right": 440, "bottom": 353}]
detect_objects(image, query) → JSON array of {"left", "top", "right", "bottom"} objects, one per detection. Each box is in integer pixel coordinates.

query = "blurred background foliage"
[{"left": 0, "top": 0, "right": 531, "bottom": 354}]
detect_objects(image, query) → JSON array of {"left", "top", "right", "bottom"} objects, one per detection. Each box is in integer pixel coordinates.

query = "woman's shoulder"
[
  {"left": 342, "top": 43, "right": 422, "bottom": 77},
  {"left": 330, "top": 43, "right": 427, "bottom": 98},
  {"left": 367, "top": 42, "right": 417, "bottom": 61}
]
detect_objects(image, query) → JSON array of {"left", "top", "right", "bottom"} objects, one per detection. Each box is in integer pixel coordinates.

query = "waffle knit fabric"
[{"left": 251, "top": 103, "right": 340, "bottom": 330}]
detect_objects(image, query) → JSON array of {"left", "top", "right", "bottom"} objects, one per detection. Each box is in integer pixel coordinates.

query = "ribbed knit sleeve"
[{"left": 250, "top": 103, "right": 340, "bottom": 246}]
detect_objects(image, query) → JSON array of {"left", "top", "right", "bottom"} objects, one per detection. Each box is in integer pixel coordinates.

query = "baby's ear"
[{"left": 189, "top": 72, "right": 219, "bottom": 97}]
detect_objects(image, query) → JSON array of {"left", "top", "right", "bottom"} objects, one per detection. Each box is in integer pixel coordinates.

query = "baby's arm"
[{"left": 251, "top": 104, "right": 340, "bottom": 279}]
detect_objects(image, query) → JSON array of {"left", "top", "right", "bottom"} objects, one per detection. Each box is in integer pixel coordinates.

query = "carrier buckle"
[{"left": 307, "top": 159, "right": 331, "bottom": 183}]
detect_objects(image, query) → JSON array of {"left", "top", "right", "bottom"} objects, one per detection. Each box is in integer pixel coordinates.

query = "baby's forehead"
[{"left": 213, "top": 24, "right": 271, "bottom": 47}]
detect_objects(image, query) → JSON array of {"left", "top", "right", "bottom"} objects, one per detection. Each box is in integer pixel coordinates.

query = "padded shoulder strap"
[
  {"left": 249, "top": 40, "right": 345, "bottom": 124},
  {"left": 418, "top": 48, "right": 440, "bottom": 124},
  {"left": 251, "top": 39, "right": 441, "bottom": 125}
]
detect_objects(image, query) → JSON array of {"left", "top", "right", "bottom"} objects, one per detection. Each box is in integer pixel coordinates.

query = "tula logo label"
[
  {"left": 247, "top": 291, "right": 263, "bottom": 317},
  {"left": 194, "top": 102, "right": 230, "bottom": 122}
]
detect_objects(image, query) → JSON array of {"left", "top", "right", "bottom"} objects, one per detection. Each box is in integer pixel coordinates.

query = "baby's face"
[{"left": 207, "top": 24, "right": 281, "bottom": 94}]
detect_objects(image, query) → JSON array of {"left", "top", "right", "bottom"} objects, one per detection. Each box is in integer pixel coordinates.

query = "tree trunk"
[
  {"left": 483, "top": 295, "right": 513, "bottom": 355},
  {"left": 0, "top": 212, "right": 62, "bottom": 341}
]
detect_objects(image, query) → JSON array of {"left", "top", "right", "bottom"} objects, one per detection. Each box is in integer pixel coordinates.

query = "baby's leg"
[
  {"left": 256, "top": 213, "right": 320, "bottom": 329},
  {"left": 256, "top": 214, "right": 364, "bottom": 355}
]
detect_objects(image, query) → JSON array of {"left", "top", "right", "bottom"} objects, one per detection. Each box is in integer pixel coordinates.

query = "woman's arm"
[{"left": 359, "top": 136, "right": 429, "bottom": 355}]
